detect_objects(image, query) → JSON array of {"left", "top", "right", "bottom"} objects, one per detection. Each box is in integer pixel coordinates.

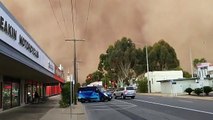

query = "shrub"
[
  {"left": 59, "top": 100, "right": 69, "bottom": 108},
  {"left": 203, "top": 86, "right": 212, "bottom": 96},
  {"left": 60, "top": 82, "right": 70, "bottom": 107},
  {"left": 184, "top": 88, "right": 193, "bottom": 95},
  {"left": 194, "top": 88, "right": 203, "bottom": 96},
  {"left": 137, "top": 78, "right": 148, "bottom": 93}
]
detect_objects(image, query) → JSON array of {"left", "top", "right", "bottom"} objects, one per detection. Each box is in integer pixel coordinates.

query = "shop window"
[
  {"left": 3, "top": 77, "right": 20, "bottom": 110},
  {"left": 3, "top": 82, "right": 12, "bottom": 110}
]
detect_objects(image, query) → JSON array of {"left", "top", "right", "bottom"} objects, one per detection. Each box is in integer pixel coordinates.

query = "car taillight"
[{"left": 124, "top": 90, "right": 128, "bottom": 94}]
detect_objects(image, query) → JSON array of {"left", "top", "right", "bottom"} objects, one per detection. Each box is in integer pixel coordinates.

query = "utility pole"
[
  {"left": 65, "top": 39, "right": 84, "bottom": 105},
  {"left": 190, "top": 47, "right": 194, "bottom": 78},
  {"left": 146, "top": 44, "right": 150, "bottom": 93}
]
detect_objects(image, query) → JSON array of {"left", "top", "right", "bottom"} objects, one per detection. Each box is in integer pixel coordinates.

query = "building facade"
[
  {"left": 157, "top": 63, "right": 213, "bottom": 95},
  {"left": 0, "top": 2, "right": 64, "bottom": 111},
  {"left": 145, "top": 71, "right": 183, "bottom": 93}
]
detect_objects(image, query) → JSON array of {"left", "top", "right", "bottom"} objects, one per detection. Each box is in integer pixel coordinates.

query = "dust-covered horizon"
[{"left": 1, "top": 0, "right": 213, "bottom": 83}]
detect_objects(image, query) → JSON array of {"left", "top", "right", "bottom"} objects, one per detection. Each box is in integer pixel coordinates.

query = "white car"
[{"left": 114, "top": 86, "right": 136, "bottom": 99}]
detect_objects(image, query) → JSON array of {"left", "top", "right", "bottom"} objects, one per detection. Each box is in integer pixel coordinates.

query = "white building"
[
  {"left": 145, "top": 71, "right": 183, "bottom": 93},
  {"left": 196, "top": 63, "right": 213, "bottom": 78},
  {"left": 157, "top": 63, "right": 213, "bottom": 95}
]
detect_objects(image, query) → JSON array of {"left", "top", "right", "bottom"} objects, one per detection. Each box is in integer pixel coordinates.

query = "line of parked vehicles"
[{"left": 77, "top": 86, "right": 136, "bottom": 103}]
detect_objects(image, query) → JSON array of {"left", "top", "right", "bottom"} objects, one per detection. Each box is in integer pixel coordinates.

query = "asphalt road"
[{"left": 84, "top": 95, "right": 213, "bottom": 120}]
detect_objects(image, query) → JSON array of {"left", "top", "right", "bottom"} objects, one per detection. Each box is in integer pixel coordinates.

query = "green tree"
[
  {"left": 101, "top": 76, "right": 110, "bottom": 88},
  {"left": 133, "top": 48, "right": 147, "bottom": 75},
  {"left": 174, "top": 67, "right": 192, "bottom": 78},
  {"left": 85, "top": 71, "right": 104, "bottom": 85},
  {"left": 98, "top": 37, "right": 138, "bottom": 87},
  {"left": 193, "top": 58, "right": 207, "bottom": 68},
  {"left": 149, "top": 40, "right": 179, "bottom": 71}
]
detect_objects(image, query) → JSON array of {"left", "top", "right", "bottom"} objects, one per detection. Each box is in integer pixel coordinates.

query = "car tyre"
[
  {"left": 131, "top": 96, "right": 135, "bottom": 99},
  {"left": 121, "top": 94, "right": 125, "bottom": 99}
]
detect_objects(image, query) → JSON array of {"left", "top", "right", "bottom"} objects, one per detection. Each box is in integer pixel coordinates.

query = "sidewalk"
[
  {"left": 40, "top": 96, "right": 87, "bottom": 120},
  {"left": 0, "top": 95, "right": 87, "bottom": 120},
  {"left": 137, "top": 93, "right": 213, "bottom": 101}
]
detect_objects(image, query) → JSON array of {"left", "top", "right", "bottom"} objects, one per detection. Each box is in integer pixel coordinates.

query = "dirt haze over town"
[{"left": 1, "top": 0, "right": 213, "bottom": 83}]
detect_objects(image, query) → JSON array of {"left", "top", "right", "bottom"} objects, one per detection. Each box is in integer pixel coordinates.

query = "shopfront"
[
  {"left": 24, "top": 80, "right": 44, "bottom": 104},
  {"left": 2, "top": 76, "right": 20, "bottom": 110},
  {"left": 0, "top": 2, "right": 64, "bottom": 111}
]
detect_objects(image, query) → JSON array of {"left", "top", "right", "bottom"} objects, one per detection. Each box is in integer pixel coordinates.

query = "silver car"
[{"left": 114, "top": 86, "right": 136, "bottom": 99}]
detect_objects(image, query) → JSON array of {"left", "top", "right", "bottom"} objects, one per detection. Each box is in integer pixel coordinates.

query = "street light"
[{"left": 65, "top": 38, "right": 85, "bottom": 105}]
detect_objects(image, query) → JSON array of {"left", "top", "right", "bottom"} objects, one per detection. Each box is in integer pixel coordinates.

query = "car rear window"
[{"left": 126, "top": 87, "right": 134, "bottom": 90}]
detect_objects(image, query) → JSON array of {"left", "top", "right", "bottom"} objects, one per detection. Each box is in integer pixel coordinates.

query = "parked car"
[
  {"left": 114, "top": 86, "right": 136, "bottom": 99},
  {"left": 77, "top": 86, "right": 109, "bottom": 103}
]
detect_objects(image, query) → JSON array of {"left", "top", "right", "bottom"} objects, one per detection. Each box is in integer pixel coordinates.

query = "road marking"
[
  {"left": 134, "top": 99, "right": 213, "bottom": 115},
  {"left": 178, "top": 99, "right": 193, "bottom": 103}
]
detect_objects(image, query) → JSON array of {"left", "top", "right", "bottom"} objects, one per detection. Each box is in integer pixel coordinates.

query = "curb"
[{"left": 137, "top": 93, "right": 213, "bottom": 101}]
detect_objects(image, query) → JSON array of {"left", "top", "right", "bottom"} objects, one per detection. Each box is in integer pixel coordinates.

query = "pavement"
[
  {"left": 40, "top": 96, "right": 87, "bottom": 120},
  {"left": 0, "top": 95, "right": 87, "bottom": 120}
]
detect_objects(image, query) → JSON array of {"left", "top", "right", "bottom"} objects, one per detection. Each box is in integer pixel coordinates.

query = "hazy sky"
[{"left": 1, "top": 0, "right": 213, "bottom": 83}]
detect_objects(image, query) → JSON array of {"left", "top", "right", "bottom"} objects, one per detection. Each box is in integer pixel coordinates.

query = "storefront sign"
[
  {"left": 0, "top": 3, "right": 55, "bottom": 74},
  {"left": 0, "top": 16, "right": 17, "bottom": 40}
]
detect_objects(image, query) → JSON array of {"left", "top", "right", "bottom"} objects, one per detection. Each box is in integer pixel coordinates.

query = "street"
[{"left": 84, "top": 95, "right": 213, "bottom": 120}]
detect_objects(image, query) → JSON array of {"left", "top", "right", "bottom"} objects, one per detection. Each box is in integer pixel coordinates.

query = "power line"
[
  {"left": 84, "top": 0, "right": 92, "bottom": 39},
  {"left": 48, "top": 0, "right": 66, "bottom": 38},
  {"left": 59, "top": 0, "right": 69, "bottom": 36}
]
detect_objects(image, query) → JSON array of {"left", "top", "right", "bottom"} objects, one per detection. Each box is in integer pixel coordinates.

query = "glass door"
[
  {"left": 12, "top": 82, "right": 20, "bottom": 107},
  {"left": 3, "top": 82, "right": 12, "bottom": 110}
]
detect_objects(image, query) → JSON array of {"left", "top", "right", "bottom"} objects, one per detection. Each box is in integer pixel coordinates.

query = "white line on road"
[
  {"left": 178, "top": 99, "right": 193, "bottom": 103},
  {"left": 134, "top": 99, "right": 213, "bottom": 115}
]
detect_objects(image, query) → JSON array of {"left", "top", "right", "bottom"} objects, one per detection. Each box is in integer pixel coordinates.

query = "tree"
[
  {"left": 101, "top": 76, "right": 110, "bottom": 88},
  {"left": 98, "top": 37, "right": 138, "bottom": 87},
  {"left": 85, "top": 71, "right": 104, "bottom": 85},
  {"left": 97, "top": 38, "right": 181, "bottom": 88},
  {"left": 174, "top": 67, "right": 192, "bottom": 78},
  {"left": 133, "top": 48, "right": 147, "bottom": 75},
  {"left": 149, "top": 40, "right": 179, "bottom": 71},
  {"left": 193, "top": 58, "right": 207, "bottom": 68}
]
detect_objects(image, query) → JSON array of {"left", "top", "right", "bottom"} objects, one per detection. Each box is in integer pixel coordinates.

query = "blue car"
[{"left": 77, "top": 86, "right": 108, "bottom": 103}]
